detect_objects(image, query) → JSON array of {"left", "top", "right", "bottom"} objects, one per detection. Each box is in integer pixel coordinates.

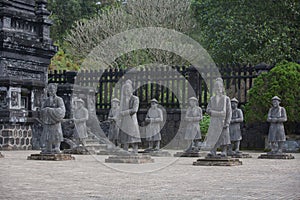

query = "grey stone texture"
[{"left": 1, "top": 151, "right": 300, "bottom": 199}]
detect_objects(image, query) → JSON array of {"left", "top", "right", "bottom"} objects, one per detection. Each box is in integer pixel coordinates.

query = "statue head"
[
  {"left": 47, "top": 83, "right": 57, "bottom": 96},
  {"left": 123, "top": 80, "right": 133, "bottom": 97},
  {"left": 73, "top": 98, "right": 84, "bottom": 110},
  {"left": 111, "top": 98, "right": 120, "bottom": 108},
  {"left": 188, "top": 97, "right": 198, "bottom": 107},
  {"left": 231, "top": 98, "right": 238, "bottom": 109},
  {"left": 271, "top": 96, "right": 281, "bottom": 108},
  {"left": 150, "top": 99, "right": 158, "bottom": 108},
  {"left": 214, "top": 78, "right": 224, "bottom": 95}
]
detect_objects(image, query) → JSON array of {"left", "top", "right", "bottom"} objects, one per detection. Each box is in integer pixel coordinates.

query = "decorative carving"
[{"left": 9, "top": 87, "right": 21, "bottom": 109}]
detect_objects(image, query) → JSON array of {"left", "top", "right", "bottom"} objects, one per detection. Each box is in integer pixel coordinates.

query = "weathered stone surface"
[
  {"left": 258, "top": 153, "right": 295, "bottom": 159},
  {"left": 0, "top": 152, "right": 4, "bottom": 158},
  {"left": 174, "top": 151, "right": 206, "bottom": 157},
  {"left": 230, "top": 153, "right": 252, "bottom": 158},
  {"left": 193, "top": 157, "right": 242, "bottom": 166},
  {"left": 105, "top": 154, "right": 154, "bottom": 164},
  {"left": 27, "top": 153, "right": 75, "bottom": 161},
  {"left": 0, "top": 124, "right": 32, "bottom": 150},
  {"left": 140, "top": 150, "right": 172, "bottom": 157}
]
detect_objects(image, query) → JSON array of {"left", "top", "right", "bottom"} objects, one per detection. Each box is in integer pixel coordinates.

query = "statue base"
[
  {"left": 258, "top": 153, "right": 295, "bottom": 159},
  {"left": 27, "top": 153, "right": 75, "bottom": 161},
  {"left": 174, "top": 151, "right": 206, "bottom": 157},
  {"left": 105, "top": 154, "right": 154, "bottom": 164},
  {"left": 193, "top": 157, "right": 242, "bottom": 166},
  {"left": 0, "top": 152, "right": 4, "bottom": 158},
  {"left": 140, "top": 150, "right": 172, "bottom": 157},
  {"left": 63, "top": 146, "right": 90, "bottom": 155},
  {"left": 229, "top": 152, "right": 252, "bottom": 158}
]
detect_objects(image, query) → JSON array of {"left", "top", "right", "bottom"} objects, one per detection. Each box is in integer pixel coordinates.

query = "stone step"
[{"left": 85, "top": 144, "right": 108, "bottom": 152}]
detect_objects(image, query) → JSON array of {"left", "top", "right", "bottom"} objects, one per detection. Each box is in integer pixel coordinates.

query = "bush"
[
  {"left": 244, "top": 61, "right": 300, "bottom": 134},
  {"left": 200, "top": 113, "right": 210, "bottom": 138}
]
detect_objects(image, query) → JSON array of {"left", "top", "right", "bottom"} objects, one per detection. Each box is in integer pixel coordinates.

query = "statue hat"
[
  {"left": 150, "top": 98, "right": 158, "bottom": 103},
  {"left": 272, "top": 96, "right": 281, "bottom": 101},
  {"left": 111, "top": 98, "right": 120, "bottom": 103},
  {"left": 231, "top": 98, "right": 239, "bottom": 103},
  {"left": 73, "top": 97, "right": 84, "bottom": 103},
  {"left": 189, "top": 97, "right": 198, "bottom": 102}
]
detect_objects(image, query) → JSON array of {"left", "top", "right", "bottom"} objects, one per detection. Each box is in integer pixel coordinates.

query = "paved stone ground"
[{"left": 0, "top": 150, "right": 299, "bottom": 200}]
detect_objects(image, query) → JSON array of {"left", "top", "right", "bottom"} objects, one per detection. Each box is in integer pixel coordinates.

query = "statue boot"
[
  {"left": 220, "top": 145, "right": 228, "bottom": 157},
  {"left": 184, "top": 140, "right": 193, "bottom": 153},
  {"left": 234, "top": 141, "right": 241, "bottom": 154},
  {"left": 277, "top": 141, "right": 284, "bottom": 154},
  {"left": 154, "top": 141, "right": 160, "bottom": 151},
  {"left": 227, "top": 143, "right": 234, "bottom": 156},
  {"left": 54, "top": 143, "right": 61, "bottom": 154},
  {"left": 132, "top": 143, "right": 139, "bottom": 154}
]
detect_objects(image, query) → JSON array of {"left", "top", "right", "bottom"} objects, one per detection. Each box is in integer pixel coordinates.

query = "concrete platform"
[
  {"left": 1, "top": 150, "right": 299, "bottom": 199},
  {"left": 105, "top": 154, "right": 154, "bottom": 164},
  {"left": 193, "top": 157, "right": 242, "bottom": 166},
  {"left": 27, "top": 153, "right": 75, "bottom": 161},
  {"left": 174, "top": 151, "right": 206, "bottom": 157},
  {"left": 258, "top": 153, "right": 295, "bottom": 159},
  {"left": 140, "top": 150, "right": 172, "bottom": 157}
]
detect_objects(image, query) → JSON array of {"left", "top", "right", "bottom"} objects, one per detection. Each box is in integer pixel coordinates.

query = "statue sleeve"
[
  {"left": 267, "top": 108, "right": 273, "bottom": 122},
  {"left": 46, "top": 97, "right": 65, "bottom": 123},
  {"left": 153, "top": 108, "right": 163, "bottom": 123},
  {"left": 235, "top": 109, "right": 244, "bottom": 123},
  {"left": 277, "top": 107, "right": 287, "bottom": 122},
  {"left": 224, "top": 97, "right": 232, "bottom": 126},
  {"left": 130, "top": 97, "right": 139, "bottom": 114}
]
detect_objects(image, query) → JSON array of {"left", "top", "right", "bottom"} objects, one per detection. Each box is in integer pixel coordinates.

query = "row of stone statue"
[{"left": 39, "top": 78, "right": 287, "bottom": 158}]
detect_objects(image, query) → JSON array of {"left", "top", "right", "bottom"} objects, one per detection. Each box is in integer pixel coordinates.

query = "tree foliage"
[
  {"left": 244, "top": 61, "right": 300, "bottom": 133},
  {"left": 191, "top": 0, "right": 300, "bottom": 64},
  {"left": 65, "top": 0, "right": 195, "bottom": 69},
  {"left": 47, "top": 0, "right": 120, "bottom": 44}
]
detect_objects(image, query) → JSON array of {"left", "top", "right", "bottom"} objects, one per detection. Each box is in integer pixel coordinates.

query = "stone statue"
[
  {"left": 108, "top": 98, "right": 120, "bottom": 146},
  {"left": 206, "top": 78, "right": 232, "bottom": 157},
  {"left": 184, "top": 97, "right": 203, "bottom": 152},
  {"left": 229, "top": 98, "right": 244, "bottom": 155},
  {"left": 145, "top": 99, "right": 163, "bottom": 151},
  {"left": 41, "top": 83, "right": 65, "bottom": 154},
  {"left": 72, "top": 97, "right": 89, "bottom": 146},
  {"left": 118, "top": 80, "right": 141, "bottom": 154},
  {"left": 267, "top": 96, "right": 287, "bottom": 154}
]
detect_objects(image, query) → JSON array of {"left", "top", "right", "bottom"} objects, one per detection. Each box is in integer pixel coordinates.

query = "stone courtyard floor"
[{"left": 0, "top": 150, "right": 299, "bottom": 200}]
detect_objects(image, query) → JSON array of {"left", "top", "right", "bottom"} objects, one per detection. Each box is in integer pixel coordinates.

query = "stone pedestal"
[
  {"left": 174, "top": 151, "right": 206, "bottom": 157},
  {"left": 229, "top": 152, "right": 252, "bottom": 158},
  {"left": 193, "top": 157, "right": 242, "bottom": 166},
  {"left": 27, "top": 153, "right": 75, "bottom": 161},
  {"left": 258, "top": 153, "right": 295, "bottom": 159},
  {"left": 105, "top": 154, "right": 154, "bottom": 164},
  {"left": 140, "top": 150, "right": 172, "bottom": 157}
]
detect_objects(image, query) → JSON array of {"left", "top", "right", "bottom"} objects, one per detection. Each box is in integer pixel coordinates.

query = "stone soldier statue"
[
  {"left": 108, "top": 98, "right": 120, "bottom": 146},
  {"left": 145, "top": 99, "right": 163, "bottom": 151},
  {"left": 205, "top": 78, "right": 232, "bottom": 157},
  {"left": 267, "top": 96, "right": 287, "bottom": 154},
  {"left": 72, "top": 97, "right": 89, "bottom": 146},
  {"left": 41, "top": 83, "right": 65, "bottom": 154},
  {"left": 184, "top": 97, "right": 203, "bottom": 152},
  {"left": 119, "top": 80, "right": 141, "bottom": 154},
  {"left": 229, "top": 98, "right": 244, "bottom": 155}
]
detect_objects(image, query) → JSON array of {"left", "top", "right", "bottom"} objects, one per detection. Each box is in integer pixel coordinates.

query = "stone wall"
[{"left": 0, "top": 124, "right": 32, "bottom": 150}]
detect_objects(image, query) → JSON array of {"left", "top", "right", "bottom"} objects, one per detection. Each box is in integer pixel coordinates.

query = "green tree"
[
  {"left": 244, "top": 61, "right": 300, "bottom": 134},
  {"left": 191, "top": 0, "right": 300, "bottom": 64},
  {"left": 47, "top": 0, "right": 118, "bottom": 44}
]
